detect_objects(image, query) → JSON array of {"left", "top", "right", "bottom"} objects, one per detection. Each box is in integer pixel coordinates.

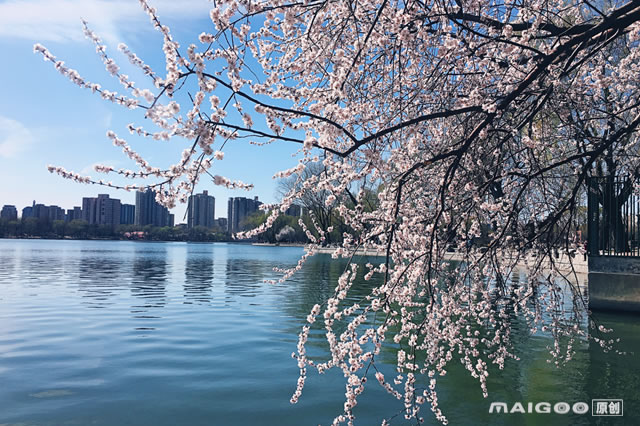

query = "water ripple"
[{"left": 0, "top": 239, "right": 638, "bottom": 425}]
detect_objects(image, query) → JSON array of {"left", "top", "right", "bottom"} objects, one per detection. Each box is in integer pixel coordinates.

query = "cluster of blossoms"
[
  {"left": 36, "top": 0, "right": 257, "bottom": 204},
  {"left": 47, "top": 166, "right": 92, "bottom": 184},
  {"left": 37, "top": 0, "right": 640, "bottom": 424}
]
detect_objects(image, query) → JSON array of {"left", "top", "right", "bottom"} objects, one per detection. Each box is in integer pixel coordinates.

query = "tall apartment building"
[
  {"left": 66, "top": 207, "right": 82, "bottom": 222},
  {"left": 32, "top": 203, "right": 49, "bottom": 220},
  {"left": 82, "top": 194, "right": 121, "bottom": 225},
  {"left": 216, "top": 217, "right": 227, "bottom": 230},
  {"left": 120, "top": 204, "right": 135, "bottom": 225},
  {"left": 21, "top": 206, "right": 33, "bottom": 219},
  {"left": 135, "top": 189, "right": 170, "bottom": 227},
  {"left": 48, "top": 205, "right": 65, "bottom": 221},
  {"left": 187, "top": 190, "right": 215, "bottom": 228},
  {"left": 227, "top": 196, "right": 261, "bottom": 234},
  {"left": 0, "top": 205, "right": 18, "bottom": 220},
  {"left": 18, "top": 201, "right": 65, "bottom": 222}
]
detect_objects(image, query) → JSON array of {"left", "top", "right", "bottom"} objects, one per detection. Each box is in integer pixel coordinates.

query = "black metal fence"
[{"left": 587, "top": 176, "right": 640, "bottom": 257}]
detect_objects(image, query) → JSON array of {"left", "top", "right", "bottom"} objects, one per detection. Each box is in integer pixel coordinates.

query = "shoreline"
[
  {"left": 307, "top": 246, "right": 589, "bottom": 277},
  {"left": 0, "top": 236, "right": 235, "bottom": 243},
  {"left": 251, "top": 242, "right": 306, "bottom": 247}
]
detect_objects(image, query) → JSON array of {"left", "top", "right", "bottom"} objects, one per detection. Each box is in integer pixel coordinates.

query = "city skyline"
[
  {"left": 0, "top": 190, "right": 302, "bottom": 227},
  {"left": 0, "top": 188, "right": 270, "bottom": 224}
]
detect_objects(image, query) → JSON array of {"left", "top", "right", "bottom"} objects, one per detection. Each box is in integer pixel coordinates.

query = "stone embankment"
[{"left": 588, "top": 257, "right": 640, "bottom": 312}]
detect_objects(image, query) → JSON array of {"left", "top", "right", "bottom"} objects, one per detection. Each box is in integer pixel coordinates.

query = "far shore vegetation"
[{"left": 0, "top": 211, "right": 352, "bottom": 243}]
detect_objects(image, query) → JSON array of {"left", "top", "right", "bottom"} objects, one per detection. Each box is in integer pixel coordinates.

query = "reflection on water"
[
  {"left": 77, "top": 250, "right": 123, "bottom": 308},
  {"left": 586, "top": 312, "right": 640, "bottom": 412},
  {"left": 0, "top": 239, "right": 638, "bottom": 425},
  {"left": 184, "top": 244, "right": 214, "bottom": 304},
  {"left": 224, "top": 258, "right": 270, "bottom": 297},
  {"left": 131, "top": 245, "right": 168, "bottom": 311}
]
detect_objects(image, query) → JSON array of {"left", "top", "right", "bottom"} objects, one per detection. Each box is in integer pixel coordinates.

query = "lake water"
[{"left": 0, "top": 239, "right": 638, "bottom": 425}]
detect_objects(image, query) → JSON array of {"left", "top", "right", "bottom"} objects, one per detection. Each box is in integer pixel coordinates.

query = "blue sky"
[{"left": 0, "top": 0, "right": 301, "bottom": 222}]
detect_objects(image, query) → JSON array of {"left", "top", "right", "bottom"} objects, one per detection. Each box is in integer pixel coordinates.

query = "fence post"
[{"left": 587, "top": 177, "right": 599, "bottom": 256}]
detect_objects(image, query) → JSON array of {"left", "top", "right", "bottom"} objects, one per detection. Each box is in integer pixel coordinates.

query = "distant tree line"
[
  {"left": 0, "top": 218, "right": 229, "bottom": 242},
  {"left": 238, "top": 165, "right": 382, "bottom": 245}
]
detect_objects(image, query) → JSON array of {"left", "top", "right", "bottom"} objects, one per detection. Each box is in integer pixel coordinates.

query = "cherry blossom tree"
[{"left": 36, "top": 0, "right": 640, "bottom": 424}]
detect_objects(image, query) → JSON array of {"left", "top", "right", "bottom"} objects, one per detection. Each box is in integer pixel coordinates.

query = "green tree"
[
  {"left": 67, "top": 219, "right": 89, "bottom": 239},
  {"left": 52, "top": 220, "right": 66, "bottom": 237}
]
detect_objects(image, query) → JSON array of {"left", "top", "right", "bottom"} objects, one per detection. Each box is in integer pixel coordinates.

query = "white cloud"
[
  {"left": 0, "top": 0, "right": 212, "bottom": 43},
  {"left": 0, "top": 116, "right": 35, "bottom": 158}
]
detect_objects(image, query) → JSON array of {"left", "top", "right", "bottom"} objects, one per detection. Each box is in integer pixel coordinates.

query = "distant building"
[
  {"left": 0, "top": 205, "right": 18, "bottom": 220},
  {"left": 21, "top": 206, "right": 33, "bottom": 219},
  {"left": 81, "top": 198, "right": 92, "bottom": 222},
  {"left": 120, "top": 204, "right": 135, "bottom": 225},
  {"left": 74, "top": 206, "right": 82, "bottom": 220},
  {"left": 135, "top": 189, "right": 170, "bottom": 227},
  {"left": 216, "top": 217, "right": 227, "bottom": 230},
  {"left": 82, "top": 194, "right": 121, "bottom": 225},
  {"left": 18, "top": 201, "right": 74, "bottom": 222},
  {"left": 284, "top": 204, "right": 304, "bottom": 217},
  {"left": 188, "top": 190, "right": 215, "bottom": 228},
  {"left": 48, "top": 205, "right": 65, "bottom": 221},
  {"left": 32, "top": 203, "right": 49, "bottom": 220},
  {"left": 169, "top": 214, "right": 175, "bottom": 227},
  {"left": 227, "top": 196, "right": 261, "bottom": 234},
  {"left": 66, "top": 207, "right": 82, "bottom": 222}
]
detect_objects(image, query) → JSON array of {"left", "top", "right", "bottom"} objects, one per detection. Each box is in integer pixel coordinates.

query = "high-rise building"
[
  {"left": 227, "top": 196, "right": 261, "bottom": 233},
  {"left": 81, "top": 198, "right": 92, "bottom": 222},
  {"left": 32, "top": 203, "right": 49, "bottom": 220},
  {"left": 120, "top": 204, "right": 135, "bottom": 225},
  {"left": 18, "top": 201, "right": 71, "bottom": 222},
  {"left": 187, "top": 190, "right": 215, "bottom": 228},
  {"left": 48, "top": 205, "right": 65, "bottom": 221},
  {"left": 21, "top": 206, "right": 33, "bottom": 219},
  {"left": 82, "top": 194, "right": 121, "bottom": 225},
  {"left": 135, "top": 189, "right": 170, "bottom": 227},
  {"left": 66, "top": 207, "right": 82, "bottom": 222},
  {"left": 0, "top": 205, "right": 18, "bottom": 220},
  {"left": 216, "top": 218, "right": 227, "bottom": 230}
]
